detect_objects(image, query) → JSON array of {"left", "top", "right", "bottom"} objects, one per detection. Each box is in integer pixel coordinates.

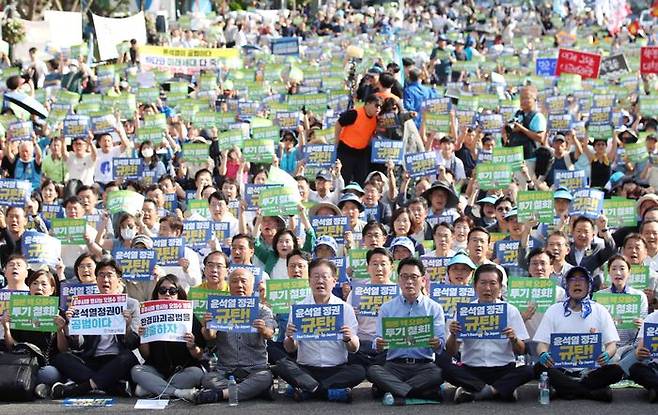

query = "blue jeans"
[{"left": 38, "top": 365, "right": 63, "bottom": 385}]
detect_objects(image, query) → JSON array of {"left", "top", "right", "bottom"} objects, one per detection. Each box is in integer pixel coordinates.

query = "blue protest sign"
[
  {"left": 351, "top": 282, "right": 399, "bottom": 317},
  {"left": 207, "top": 295, "right": 258, "bottom": 332},
  {"left": 371, "top": 140, "right": 404, "bottom": 164},
  {"left": 569, "top": 188, "right": 604, "bottom": 220},
  {"left": 554, "top": 170, "right": 588, "bottom": 191},
  {"left": 429, "top": 284, "right": 476, "bottom": 317},
  {"left": 112, "top": 248, "right": 156, "bottom": 280},
  {"left": 59, "top": 283, "right": 100, "bottom": 310},
  {"left": 550, "top": 333, "right": 602, "bottom": 368},
  {"left": 22, "top": 230, "right": 62, "bottom": 268},
  {"left": 536, "top": 58, "right": 557, "bottom": 77},
  {"left": 311, "top": 215, "right": 348, "bottom": 244},
  {"left": 152, "top": 237, "right": 185, "bottom": 266},
  {"left": 292, "top": 303, "right": 343, "bottom": 341},
  {"left": 455, "top": 303, "right": 507, "bottom": 339},
  {"left": 182, "top": 220, "right": 212, "bottom": 251},
  {"left": 112, "top": 158, "right": 144, "bottom": 180},
  {"left": 405, "top": 152, "right": 437, "bottom": 178},
  {"left": 0, "top": 179, "right": 31, "bottom": 207},
  {"left": 271, "top": 37, "right": 300, "bottom": 56},
  {"left": 644, "top": 323, "right": 658, "bottom": 359}
]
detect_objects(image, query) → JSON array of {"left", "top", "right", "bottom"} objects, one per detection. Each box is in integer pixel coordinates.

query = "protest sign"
[
  {"left": 106, "top": 190, "right": 145, "bottom": 215},
  {"left": 63, "top": 115, "right": 90, "bottom": 139},
  {"left": 494, "top": 239, "right": 522, "bottom": 267},
  {"left": 603, "top": 197, "right": 637, "bottom": 229},
  {"left": 188, "top": 287, "right": 228, "bottom": 319},
  {"left": 90, "top": 113, "right": 116, "bottom": 134},
  {"left": 93, "top": 12, "right": 147, "bottom": 60},
  {"left": 548, "top": 114, "right": 573, "bottom": 131},
  {"left": 182, "top": 142, "right": 210, "bottom": 163},
  {"left": 350, "top": 283, "right": 399, "bottom": 316},
  {"left": 207, "top": 295, "right": 258, "bottom": 332},
  {"left": 291, "top": 303, "right": 343, "bottom": 341},
  {"left": 212, "top": 221, "right": 232, "bottom": 242},
  {"left": 456, "top": 303, "right": 507, "bottom": 339},
  {"left": 182, "top": 220, "right": 212, "bottom": 251},
  {"left": 492, "top": 146, "right": 524, "bottom": 169},
  {"left": 187, "top": 199, "right": 210, "bottom": 218},
  {"left": 556, "top": 48, "right": 601, "bottom": 79},
  {"left": 311, "top": 215, "right": 348, "bottom": 244},
  {"left": 152, "top": 237, "right": 185, "bottom": 266},
  {"left": 640, "top": 46, "right": 658, "bottom": 75},
  {"left": 274, "top": 111, "right": 299, "bottom": 129},
  {"left": 266, "top": 279, "right": 310, "bottom": 314},
  {"left": 59, "top": 283, "right": 99, "bottom": 310},
  {"left": 271, "top": 37, "right": 300, "bottom": 56},
  {"left": 136, "top": 126, "right": 164, "bottom": 144},
  {"left": 476, "top": 162, "right": 513, "bottom": 190},
  {"left": 517, "top": 191, "right": 554, "bottom": 223},
  {"left": 550, "top": 333, "right": 602, "bottom": 368},
  {"left": 69, "top": 294, "right": 128, "bottom": 335},
  {"left": 113, "top": 248, "right": 156, "bottom": 280},
  {"left": 258, "top": 185, "right": 300, "bottom": 216},
  {"left": 303, "top": 144, "right": 337, "bottom": 167},
  {"left": 422, "top": 97, "right": 451, "bottom": 114},
  {"left": 592, "top": 292, "right": 642, "bottom": 330},
  {"left": 0, "top": 290, "right": 28, "bottom": 315},
  {"left": 217, "top": 129, "right": 245, "bottom": 150},
  {"left": 624, "top": 141, "right": 649, "bottom": 164},
  {"left": 644, "top": 323, "right": 658, "bottom": 358},
  {"left": 349, "top": 248, "right": 369, "bottom": 280},
  {"left": 22, "top": 230, "right": 61, "bottom": 268},
  {"left": 7, "top": 121, "right": 33, "bottom": 142},
  {"left": 243, "top": 139, "right": 275, "bottom": 163},
  {"left": 51, "top": 218, "right": 86, "bottom": 245},
  {"left": 9, "top": 296, "right": 59, "bottom": 332},
  {"left": 421, "top": 256, "right": 451, "bottom": 282},
  {"left": 0, "top": 179, "right": 31, "bottom": 207},
  {"left": 569, "top": 188, "right": 604, "bottom": 220},
  {"left": 112, "top": 158, "right": 143, "bottom": 181},
  {"left": 405, "top": 152, "right": 436, "bottom": 178},
  {"left": 139, "top": 300, "right": 193, "bottom": 343},
  {"left": 429, "top": 284, "right": 476, "bottom": 317},
  {"left": 382, "top": 316, "right": 434, "bottom": 349},
  {"left": 140, "top": 45, "right": 239, "bottom": 75},
  {"left": 507, "top": 277, "right": 557, "bottom": 313},
  {"left": 554, "top": 170, "right": 587, "bottom": 191},
  {"left": 536, "top": 57, "right": 557, "bottom": 76},
  {"left": 479, "top": 114, "right": 503, "bottom": 134},
  {"left": 371, "top": 139, "right": 405, "bottom": 164},
  {"left": 244, "top": 184, "right": 278, "bottom": 211},
  {"left": 424, "top": 113, "right": 451, "bottom": 134}
]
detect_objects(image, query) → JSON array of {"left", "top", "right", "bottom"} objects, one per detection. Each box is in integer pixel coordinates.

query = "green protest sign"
[
  {"left": 251, "top": 126, "right": 279, "bottom": 141},
  {"left": 640, "top": 97, "right": 658, "bottom": 117},
  {"left": 476, "top": 162, "right": 513, "bottom": 190},
  {"left": 136, "top": 126, "right": 163, "bottom": 144},
  {"left": 603, "top": 197, "right": 637, "bottom": 229},
  {"left": 492, "top": 146, "right": 524, "bottom": 169},
  {"left": 593, "top": 292, "right": 642, "bottom": 330},
  {"left": 106, "top": 190, "right": 145, "bottom": 215},
  {"left": 187, "top": 199, "right": 210, "bottom": 218},
  {"left": 258, "top": 186, "right": 300, "bottom": 216},
  {"left": 382, "top": 316, "right": 434, "bottom": 349},
  {"left": 625, "top": 141, "right": 648, "bottom": 164},
  {"left": 142, "top": 113, "right": 167, "bottom": 130},
  {"left": 188, "top": 287, "right": 228, "bottom": 320},
  {"left": 193, "top": 111, "right": 219, "bottom": 129},
  {"left": 51, "top": 218, "right": 86, "bottom": 245},
  {"left": 137, "top": 87, "right": 160, "bottom": 104},
  {"left": 266, "top": 279, "right": 310, "bottom": 314},
  {"left": 218, "top": 129, "right": 245, "bottom": 150},
  {"left": 8, "top": 295, "right": 59, "bottom": 332},
  {"left": 458, "top": 95, "right": 479, "bottom": 111},
  {"left": 349, "top": 248, "right": 369, "bottom": 280},
  {"left": 243, "top": 139, "right": 275, "bottom": 163},
  {"left": 517, "top": 191, "right": 554, "bottom": 223},
  {"left": 424, "top": 113, "right": 451, "bottom": 134},
  {"left": 182, "top": 143, "right": 209, "bottom": 163},
  {"left": 507, "top": 277, "right": 557, "bottom": 313}
]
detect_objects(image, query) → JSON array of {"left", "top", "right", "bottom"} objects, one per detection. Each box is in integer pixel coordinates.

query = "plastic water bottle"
[
  {"left": 208, "top": 354, "right": 218, "bottom": 372},
  {"left": 228, "top": 375, "right": 238, "bottom": 407},
  {"left": 277, "top": 378, "right": 288, "bottom": 394},
  {"left": 538, "top": 372, "right": 550, "bottom": 405},
  {"left": 382, "top": 392, "right": 395, "bottom": 406}
]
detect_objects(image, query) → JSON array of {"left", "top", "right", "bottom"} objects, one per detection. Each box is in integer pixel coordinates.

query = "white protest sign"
[
  {"left": 139, "top": 300, "right": 193, "bottom": 343},
  {"left": 69, "top": 294, "right": 127, "bottom": 335},
  {"left": 93, "top": 12, "right": 147, "bottom": 61}
]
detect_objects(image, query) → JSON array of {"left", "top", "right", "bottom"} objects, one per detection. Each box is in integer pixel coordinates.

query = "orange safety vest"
[{"left": 339, "top": 106, "right": 377, "bottom": 150}]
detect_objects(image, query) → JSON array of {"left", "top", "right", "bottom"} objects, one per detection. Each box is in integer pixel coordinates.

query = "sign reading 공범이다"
[
  {"left": 69, "top": 294, "right": 127, "bottom": 336},
  {"left": 382, "top": 316, "right": 434, "bottom": 349},
  {"left": 550, "top": 333, "right": 601, "bottom": 368},
  {"left": 456, "top": 303, "right": 507, "bottom": 339},
  {"left": 292, "top": 304, "right": 343, "bottom": 341}
]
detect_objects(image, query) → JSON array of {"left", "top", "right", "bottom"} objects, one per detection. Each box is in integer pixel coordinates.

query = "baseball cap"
[
  {"left": 314, "top": 235, "right": 338, "bottom": 256},
  {"left": 390, "top": 237, "right": 415, "bottom": 255}
]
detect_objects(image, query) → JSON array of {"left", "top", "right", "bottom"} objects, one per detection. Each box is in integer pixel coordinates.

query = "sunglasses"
[{"left": 158, "top": 286, "right": 179, "bottom": 296}]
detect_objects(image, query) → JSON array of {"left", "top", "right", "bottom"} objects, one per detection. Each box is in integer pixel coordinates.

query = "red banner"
[
  {"left": 555, "top": 48, "right": 602, "bottom": 79},
  {"left": 641, "top": 46, "right": 658, "bottom": 74}
]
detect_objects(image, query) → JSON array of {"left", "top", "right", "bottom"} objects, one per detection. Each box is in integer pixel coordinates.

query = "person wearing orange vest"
[{"left": 334, "top": 94, "right": 381, "bottom": 185}]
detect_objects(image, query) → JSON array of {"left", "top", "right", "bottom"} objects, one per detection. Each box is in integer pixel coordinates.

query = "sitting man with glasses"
[
  {"left": 274, "top": 258, "right": 366, "bottom": 402},
  {"left": 367, "top": 257, "right": 446, "bottom": 403}
]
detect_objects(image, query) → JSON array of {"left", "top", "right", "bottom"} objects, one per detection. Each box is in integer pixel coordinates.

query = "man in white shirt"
[
  {"left": 93, "top": 123, "right": 132, "bottom": 187},
  {"left": 308, "top": 166, "right": 344, "bottom": 205},
  {"left": 640, "top": 220, "right": 658, "bottom": 273},
  {"left": 157, "top": 215, "right": 202, "bottom": 292},
  {"left": 534, "top": 266, "right": 624, "bottom": 402},
  {"left": 444, "top": 263, "right": 533, "bottom": 403},
  {"left": 274, "top": 258, "right": 365, "bottom": 402},
  {"left": 65, "top": 134, "right": 97, "bottom": 186}
]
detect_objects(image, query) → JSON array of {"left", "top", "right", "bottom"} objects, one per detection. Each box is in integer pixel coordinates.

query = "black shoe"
[
  {"left": 453, "top": 387, "right": 475, "bottom": 404},
  {"left": 51, "top": 382, "right": 90, "bottom": 399},
  {"left": 193, "top": 388, "right": 221, "bottom": 405},
  {"left": 371, "top": 384, "right": 384, "bottom": 399},
  {"left": 112, "top": 380, "right": 132, "bottom": 398},
  {"left": 587, "top": 387, "right": 613, "bottom": 403}
]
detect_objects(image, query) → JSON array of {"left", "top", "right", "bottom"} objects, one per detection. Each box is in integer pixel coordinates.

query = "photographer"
[{"left": 502, "top": 85, "right": 547, "bottom": 160}]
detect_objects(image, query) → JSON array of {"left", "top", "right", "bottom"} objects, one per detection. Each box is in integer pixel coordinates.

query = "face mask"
[
  {"left": 142, "top": 148, "right": 154, "bottom": 158},
  {"left": 121, "top": 227, "right": 136, "bottom": 241}
]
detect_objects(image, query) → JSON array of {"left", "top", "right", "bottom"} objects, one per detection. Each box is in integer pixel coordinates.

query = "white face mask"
[
  {"left": 142, "top": 148, "right": 154, "bottom": 158},
  {"left": 121, "top": 227, "right": 136, "bottom": 241}
]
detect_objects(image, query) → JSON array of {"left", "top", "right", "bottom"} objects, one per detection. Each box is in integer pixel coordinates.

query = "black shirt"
[{"left": 145, "top": 317, "right": 206, "bottom": 378}]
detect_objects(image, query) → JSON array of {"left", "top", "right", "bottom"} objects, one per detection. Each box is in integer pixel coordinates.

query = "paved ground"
[{"left": 0, "top": 382, "right": 654, "bottom": 414}]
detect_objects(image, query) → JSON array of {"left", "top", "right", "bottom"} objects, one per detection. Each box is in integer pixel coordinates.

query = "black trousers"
[
  {"left": 367, "top": 360, "right": 443, "bottom": 398},
  {"left": 337, "top": 141, "right": 371, "bottom": 186},
  {"left": 272, "top": 357, "right": 365, "bottom": 396},
  {"left": 52, "top": 351, "right": 138, "bottom": 391},
  {"left": 442, "top": 361, "right": 534, "bottom": 400},
  {"left": 628, "top": 362, "right": 658, "bottom": 391},
  {"left": 347, "top": 340, "right": 387, "bottom": 367},
  {"left": 267, "top": 340, "right": 297, "bottom": 365},
  {"left": 534, "top": 363, "right": 624, "bottom": 399}
]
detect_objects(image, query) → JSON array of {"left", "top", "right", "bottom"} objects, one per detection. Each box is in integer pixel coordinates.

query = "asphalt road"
[{"left": 0, "top": 382, "right": 653, "bottom": 414}]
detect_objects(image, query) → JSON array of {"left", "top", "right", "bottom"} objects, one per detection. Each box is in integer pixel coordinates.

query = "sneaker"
[
  {"left": 292, "top": 387, "right": 313, "bottom": 402},
  {"left": 113, "top": 380, "right": 132, "bottom": 398},
  {"left": 193, "top": 388, "right": 221, "bottom": 405},
  {"left": 134, "top": 384, "right": 150, "bottom": 398},
  {"left": 51, "top": 382, "right": 89, "bottom": 399},
  {"left": 453, "top": 387, "right": 475, "bottom": 404},
  {"left": 174, "top": 388, "right": 197, "bottom": 402},
  {"left": 327, "top": 388, "right": 352, "bottom": 403},
  {"left": 34, "top": 384, "right": 49, "bottom": 399},
  {"left": 588, "top": 387, "right": 613, "bottom": 403}
]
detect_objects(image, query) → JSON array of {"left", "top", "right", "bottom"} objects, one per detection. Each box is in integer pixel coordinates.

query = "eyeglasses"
[
  {"left": 310, "top": 274, "right": 333, "bottom": 281},
  {"left": 158, "top": 286, "right": 179, "bottom": 296},
  {"left": 399, "top": 273, "right": 422, "bottom": 281},
  {"left": 365, "top": 232, "right": 384, "bottom": 238},
  {"left": 205, "top": 262, "right": 227, "bottom": 270},
  {"left": 97, "top": 272, "right": 118, "bottom": 280}
]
